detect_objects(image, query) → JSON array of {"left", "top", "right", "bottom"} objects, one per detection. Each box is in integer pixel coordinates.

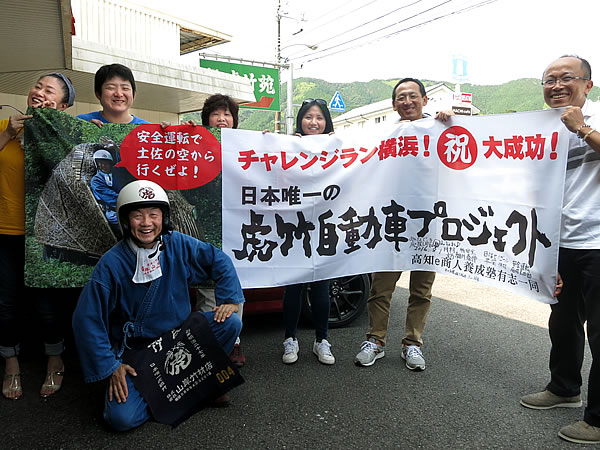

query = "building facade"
[{"left": 0, "top": 0, "right": 254, "bottom": 122}]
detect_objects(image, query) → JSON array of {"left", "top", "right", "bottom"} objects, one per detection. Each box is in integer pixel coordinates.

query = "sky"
[{"left": 136, "top": 0, "right": 599, "bottom": 86}]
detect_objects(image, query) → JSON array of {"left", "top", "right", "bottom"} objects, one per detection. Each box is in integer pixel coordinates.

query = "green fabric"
[{"left": 23, "top": 108, "right": 222, "bottom": 288}]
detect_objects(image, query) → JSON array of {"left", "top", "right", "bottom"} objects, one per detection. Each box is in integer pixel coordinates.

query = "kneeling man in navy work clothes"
[{"left": 72, "top": 180, "right": 244, "bottom": 431}]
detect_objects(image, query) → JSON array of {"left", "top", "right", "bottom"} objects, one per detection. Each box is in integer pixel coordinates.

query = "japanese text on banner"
[{"left": 222, "top": 109, "right": 568, "bottom": 304}]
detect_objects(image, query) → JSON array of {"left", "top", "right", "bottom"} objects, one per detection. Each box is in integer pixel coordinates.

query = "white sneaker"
[
  {"left": 401, "top": 344, "right": 425, "bottom": 371},
  {"left": 282, "top": 337, "right": 299, "bottom": 364},
  {"left": 313, "top": 339, "right": 335, "bottom": 365}
]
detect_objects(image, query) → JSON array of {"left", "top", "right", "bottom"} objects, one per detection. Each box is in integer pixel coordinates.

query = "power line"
[
  {"left": 282, "top": 0, "right": 381, "bottom": 54},
  {"left": 291, "top": 0, "right": 426, "bottom": 53},
  {"left": 385, "top": 0, "right": 497, "bottom": 39},
  {"left": 294, "top": 0, "right": 498, "bottom": 64},
  {"left": 307, "top": 0, "right": 371, "bottom": 24},
  {"left": 292, "top": 0, "right": 452, "bottom": 61}
]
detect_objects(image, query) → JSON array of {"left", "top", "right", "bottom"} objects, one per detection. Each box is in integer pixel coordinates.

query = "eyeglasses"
[
  {"left": 541, "top": 76, "right": 590, "bottom": 87},
  {"left": 302, "top": 98, "right": 328, "bottom": 107}
]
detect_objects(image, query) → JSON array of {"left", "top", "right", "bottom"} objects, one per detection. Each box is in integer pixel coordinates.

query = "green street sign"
[{"left": 200, "top": 59, "right": 280, "bottom": 111}]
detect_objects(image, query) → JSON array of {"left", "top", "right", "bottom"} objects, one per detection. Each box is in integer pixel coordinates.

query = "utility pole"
[
  {"left": 274, "top": 1, "right": 315, "bottom": 134},
  {"left": 286, "top": 62, "right": 294, "bottom": 134},
  {"left": 274, "top": 0, "right": 282, "bottom": 133}
]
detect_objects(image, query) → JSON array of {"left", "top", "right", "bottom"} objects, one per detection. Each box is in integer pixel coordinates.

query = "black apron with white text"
[{"left": 122, "top": 312, "right": 244, "bottom": 426}]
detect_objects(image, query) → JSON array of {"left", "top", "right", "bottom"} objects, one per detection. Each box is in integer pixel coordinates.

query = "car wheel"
[{"left": 301, "top": 274, "right": 370, "bottom": 328}]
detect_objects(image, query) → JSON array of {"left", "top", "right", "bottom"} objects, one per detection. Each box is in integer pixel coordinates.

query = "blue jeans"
[
  {"left": 283, "top": 280, "right": 330, "bottom": 341},
  {"left": 103, "top": 311, "right": 242, "bottom": 431}
]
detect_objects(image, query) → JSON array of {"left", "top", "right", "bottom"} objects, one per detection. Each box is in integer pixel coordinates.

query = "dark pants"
[
  {"left": 0, "top": 234, "right": 64, "bottom": 358},
  {"left": 283, "top": 280, "right": 330, "bottom": 341},
  {"left": 547, "top": 247, "right": 600, "bottom": 427}
]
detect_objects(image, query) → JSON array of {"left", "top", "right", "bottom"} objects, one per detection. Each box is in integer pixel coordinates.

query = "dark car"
[{"left": 243, "top": 273, "right": 370, "bottom": 328}]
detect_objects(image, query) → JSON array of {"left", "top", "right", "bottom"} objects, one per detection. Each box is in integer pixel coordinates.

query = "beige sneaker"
[
  {"left": 520, "top": 390, "right": 582, "bottom": 409},
  {"left": 558, "top": 421, "right": 600, "bottom": 444}
]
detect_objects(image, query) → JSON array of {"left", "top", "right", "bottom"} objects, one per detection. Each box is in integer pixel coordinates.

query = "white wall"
[{"left": 71, "top": 0, "right": 180, "bottom": 60}]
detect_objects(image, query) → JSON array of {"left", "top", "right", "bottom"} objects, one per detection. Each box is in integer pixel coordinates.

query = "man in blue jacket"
[
  {"left": 90, "top": 149, "right": 120, "bottom": 234},
  {"left": 72, "top": 180, "right": 244, "bottom": 431}
]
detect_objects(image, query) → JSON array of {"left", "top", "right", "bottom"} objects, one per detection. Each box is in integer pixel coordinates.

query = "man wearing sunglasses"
[
  {"left": 519, "top": 55, "right": 600, "bottom": 445},
  {"left": 355, "top": 77, "right": 452, "bottom": 372}
]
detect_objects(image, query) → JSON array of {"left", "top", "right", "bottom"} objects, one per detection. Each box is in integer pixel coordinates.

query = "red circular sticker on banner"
[
  {"left": 117, "top": 124, "right": 221, "bottom": 190},
  {"left": 436, "top": 126, "right": 477, "bottom": 170}
]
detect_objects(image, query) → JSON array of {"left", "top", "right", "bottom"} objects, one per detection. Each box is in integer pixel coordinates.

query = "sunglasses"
[{"left": 302, "top": 98, "right": 327, "bottom": 107}]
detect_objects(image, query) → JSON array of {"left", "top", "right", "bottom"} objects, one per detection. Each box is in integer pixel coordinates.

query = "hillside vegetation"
[{"left": 183, "top": 77, "right": 600, "bottom": 132}]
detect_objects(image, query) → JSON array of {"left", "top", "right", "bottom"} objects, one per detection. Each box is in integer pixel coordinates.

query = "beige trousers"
[{"left": 366, "top": 271, "right": 435, "bottom": 347}]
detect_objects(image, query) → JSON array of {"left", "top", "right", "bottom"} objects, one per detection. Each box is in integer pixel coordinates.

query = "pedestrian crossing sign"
[{"left": 329, "top": 91, "right": 345, "bottom": 112}]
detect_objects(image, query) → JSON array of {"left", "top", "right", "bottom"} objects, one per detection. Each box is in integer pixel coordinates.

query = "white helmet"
[
  {"left": 116, "top": 180, "right": 171, "bottom": 238},
  {"left": 93, "top": 149, "right": 113, "bottom": 169}
]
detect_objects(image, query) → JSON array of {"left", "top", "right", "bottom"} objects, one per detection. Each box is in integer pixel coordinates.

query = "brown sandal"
[
  {"left": 3, "top": 373, "right": 23, "bottom": 400},
  {"left": 40, "top": 367, "right": 64, "bottom": 398}
]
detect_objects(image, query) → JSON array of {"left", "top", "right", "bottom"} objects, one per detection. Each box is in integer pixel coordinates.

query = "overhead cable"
[
  {"left": 294, "top": 0, "right": 498, "bottom": 64},
  {"left": 291, "top": 0, "right": 452, "bottom": 61}
]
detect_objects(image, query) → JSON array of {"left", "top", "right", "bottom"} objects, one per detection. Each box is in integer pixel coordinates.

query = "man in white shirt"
[{"left": 520, "top": 55, "right": 600, "bottom": 445}]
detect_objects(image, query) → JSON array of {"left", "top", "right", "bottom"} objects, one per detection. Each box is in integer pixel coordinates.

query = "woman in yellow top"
[{"left": 0, "top": 73, "right": 75, "bottom": 400}]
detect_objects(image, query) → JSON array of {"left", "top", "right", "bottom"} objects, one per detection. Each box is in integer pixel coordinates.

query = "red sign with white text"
[
  {"left": 453, "top": 92, "right": 472, "bottom": 103},
  {"left": 118, "top": 124, "right": 222, "bottom": 190}
]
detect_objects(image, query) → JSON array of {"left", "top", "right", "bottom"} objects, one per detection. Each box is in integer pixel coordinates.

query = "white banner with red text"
[{"left": 222, "top": 109, "right": 568, "bottom": 303}]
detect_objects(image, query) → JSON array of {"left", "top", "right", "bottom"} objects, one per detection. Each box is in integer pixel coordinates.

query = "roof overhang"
[
  {"left": 127, "top": 1, "right": 232, "bottom": 55},
  {"left": 179, "top": 26, "right": 230, "bottom": 55}
]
